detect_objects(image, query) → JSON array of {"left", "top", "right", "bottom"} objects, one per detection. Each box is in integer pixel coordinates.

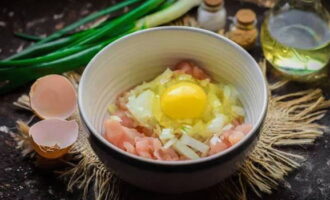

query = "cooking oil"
[{"left": 261, "top": 9, "right": 330, "bottom": 82}]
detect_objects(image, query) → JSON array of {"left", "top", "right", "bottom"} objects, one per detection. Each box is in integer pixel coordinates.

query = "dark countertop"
[{"left": 1, "top": 0, "right": 330, "bottom": 199}]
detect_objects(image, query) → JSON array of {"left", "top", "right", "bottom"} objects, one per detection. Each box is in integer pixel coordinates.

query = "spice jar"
[
  {"left": 228, "top": 9, "right": 258, "bottom": 50},
  {"left": 197, "top": 0, "right": 227, "bottom": 32}
]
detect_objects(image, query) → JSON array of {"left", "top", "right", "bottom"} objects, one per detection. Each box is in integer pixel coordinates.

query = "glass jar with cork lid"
[
  {"left": 197, "top": 0, "right": 227, "bottom": 32},
  {"left": 228, "top": 9, "right": 258, "bottom": 50}
]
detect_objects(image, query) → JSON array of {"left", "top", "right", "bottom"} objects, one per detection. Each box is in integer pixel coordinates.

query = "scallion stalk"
[
  {"left": 5, "top": 0, "right": 142, "bottom": 61},
  {"left": 0, "top": 35, "right": 121, "bottom": 94},
  {"left": 133, "top": 0, "right": 201, "bottom": 30},
  {"left": 5, "top": 29, "right": 95, "bottom": 60},
  {"left": 71, "top": 0, "right": 165, "bottom": 46},
  {"left": 0, "top": 0, "right": 202, "bottom": 94},
  {"left": 35, "top": 0, "right": 141, "bottom": 45},
  {"left": 0, "top": 46, "right": 88, "bottom": 66},
  {"left": 14, "top": 32, "right": 43, "bottom": 41}
]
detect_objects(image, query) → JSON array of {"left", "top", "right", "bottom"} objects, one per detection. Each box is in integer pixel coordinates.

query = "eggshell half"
[
  {"left": 29, "top": 119, "right": 79, "bottom": 159},
  {"left": 30, "top": 74, "right": 77, "bottom": 120}
]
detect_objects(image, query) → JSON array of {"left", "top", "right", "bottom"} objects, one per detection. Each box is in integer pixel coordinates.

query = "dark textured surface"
[{"left": 0, "top": 0, "right": 330, "bottom": 199}]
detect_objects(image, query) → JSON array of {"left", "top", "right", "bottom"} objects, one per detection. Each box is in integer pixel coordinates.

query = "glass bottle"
[
  {"left": 228, "top": 9, "right": 258, "bottom": 50},
  {"left": 261, "top": 0, "right": 330, "bottom": 82},
  {"left": 197, "top": 0, "right": 227, "bottom": 32}
]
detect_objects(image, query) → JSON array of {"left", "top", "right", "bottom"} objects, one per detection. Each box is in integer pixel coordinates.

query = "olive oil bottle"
[{"left": 261, "top": 0, "right": 330, "bottom": 82}]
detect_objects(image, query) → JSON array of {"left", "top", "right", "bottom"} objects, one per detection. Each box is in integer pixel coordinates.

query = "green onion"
[
  {"left": 5, "top": 29, "right": 94, "bottom": 60},
  {"left": 133, "top": 0, "right": 201, "bottom": 30},
  {"left": 72, "top": 0, "right": 165, "bottom": 46},
  {"left": 0, "top": 25, "right": 135, "bottom": 67},
  {"left": 0, "top": 0, "right": 202, "bottom": 94},
  {"left": 0, "top": 36, "right": 120, "bottom": 94},
  {"left": 0, "top": 46, "right": 89, "bottom": 66},
  {"left": 35, "top": 0, "right": 141, "bottom": 45},
  {"left": 158, "top": 0, "right": 176, "bottom": 10},
  {"left": 14, "top": 32, "right": 43, "bottom": 41},
  {"left": 5, "top": 0, "right": 141, "bottom": 61}
]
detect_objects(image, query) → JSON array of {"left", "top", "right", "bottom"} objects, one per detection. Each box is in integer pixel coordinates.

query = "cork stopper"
[
  {"left": 236, "top": 9, "right": 256, "bottom": 25},
  {"left": 203, "top": 0, "right": 223, "bottom": 7}
]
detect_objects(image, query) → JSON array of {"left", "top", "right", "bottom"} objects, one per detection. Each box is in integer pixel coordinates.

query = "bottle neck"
[
  {"left": 272, "top": 0, "right": 328, "bottom": 19},
  {"left": 275, "top": 0, "right": 322, "bottom": 10}
]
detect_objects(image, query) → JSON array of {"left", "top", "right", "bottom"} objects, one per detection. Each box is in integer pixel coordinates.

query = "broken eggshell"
[
  {"left": 30, "top": 74, "right": 77, "bottom": 120},
  {"left": 29, "top": 119, "right": 79, "bottom": 159}
]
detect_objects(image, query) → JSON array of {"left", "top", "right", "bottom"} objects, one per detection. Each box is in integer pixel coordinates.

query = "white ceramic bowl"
[{"left": 79, "top": 26, "right": 268, "bottom": 193}]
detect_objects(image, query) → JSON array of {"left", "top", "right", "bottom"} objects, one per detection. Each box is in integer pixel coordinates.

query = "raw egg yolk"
[{"left": 161, "top": 82, "right": 207, "bottom": 119}]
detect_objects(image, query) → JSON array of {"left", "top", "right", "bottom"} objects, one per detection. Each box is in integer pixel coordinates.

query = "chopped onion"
[
  {"left": 222, "top": 124, "right": 233, "bottom": 131},
  {"left": 155, "top": 68, "right": 173, "bottom": 84},
  {"left": 180, "top": 125, "right": 192, "bottom": 134},
  {"left": 126, "top": 90, "right": 155, "bottom": 123},
  {"left": 173, "top": 141, "right": 200, "bottom": 160},
  {"left": 232, "top": 105, "right": 245, "bottom": 116},
  {"left": 223, "top": 84, "right": 238, "bottom": 102},
  {"left": 180, "top": 134, "right": 209, "bottom": 154},
  {"left": 110, "top": 115, "right": 122, "bottom": 122},
  {"left": 223, "top": 85, "right": 231, "bottom": 101},
  {"left": 163, "top": 138, "right": 177, "bottom": 149},
  {"left": 207, "top": 114, "right": 227, "bottom": 133},
  {"left": 210, "top": 135, "right": 220, "bottom": 146},
  {"left": 230, "top": 85, "right": 239, "bottom": 99},
  {"left": 159, "top": 128, "right": 174, "bottom": 140},
  {"left": 212, "top": 97, "right": 222, "bottom": 108},
  {"left": 177, "top": 74, "right": 192, "bottom": 81},
  {"left": 107, "top": 104, "right": 117, "bottom": 114}
]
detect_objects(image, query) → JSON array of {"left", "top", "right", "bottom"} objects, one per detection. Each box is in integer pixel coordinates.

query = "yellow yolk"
[{"left": 161, "top": 82, "right": 207, "bottom": 119}]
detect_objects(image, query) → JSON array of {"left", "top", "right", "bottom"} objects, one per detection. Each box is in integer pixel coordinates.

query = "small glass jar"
[
  {"left": 228, "top": 9, "right": 258, "bottom": 50},
  {"left": 197, "top": 0, "right": 227, "bottom": 32}
]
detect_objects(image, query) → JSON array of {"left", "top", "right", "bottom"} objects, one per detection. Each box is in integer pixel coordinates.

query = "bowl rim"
[{"left": 78, "top": 26, "right": 268, "bottom": 166}]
